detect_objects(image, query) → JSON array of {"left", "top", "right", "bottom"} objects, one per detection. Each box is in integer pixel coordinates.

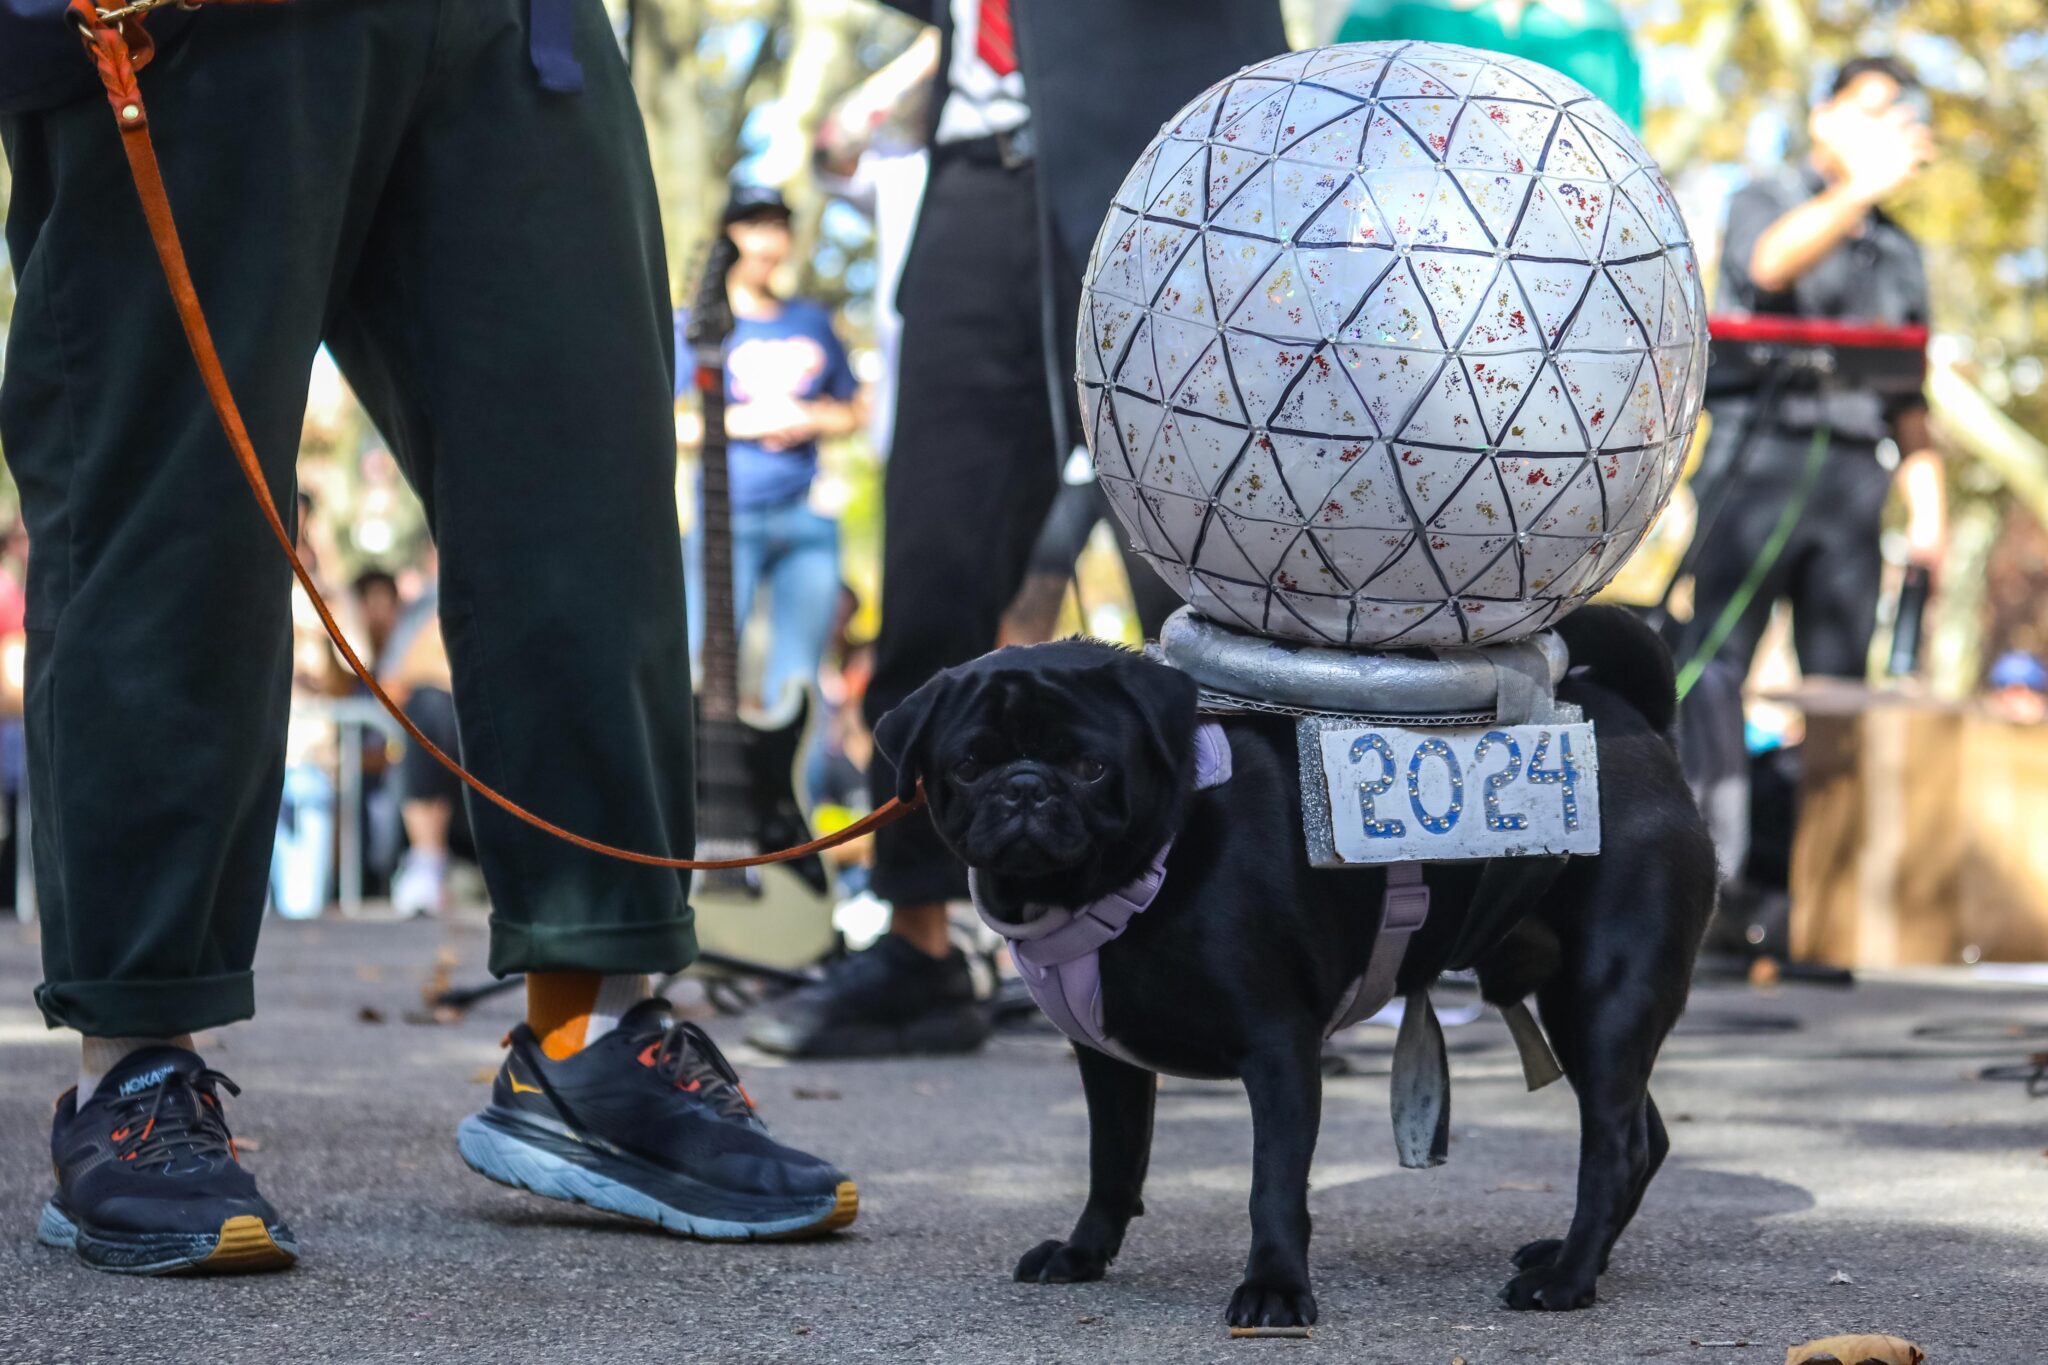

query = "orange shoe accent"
[
  {"left": 526, "top": 971, "right": 604, "bottom": 1061},
  {"left": 197, "top": 1215, "right": 296, "bottom": 1273},
  {"left": 759, "top": 1180, "right": 859, "bottom": 1241}
]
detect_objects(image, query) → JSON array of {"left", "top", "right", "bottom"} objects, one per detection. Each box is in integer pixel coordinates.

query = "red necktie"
[{"left": 976, "top": 0, "right": 1017, "bottom": 77}]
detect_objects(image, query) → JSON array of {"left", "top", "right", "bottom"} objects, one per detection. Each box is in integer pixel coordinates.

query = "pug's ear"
[
  {"left": 1103, "top": 658, "right": 1200, "bottom": 776},
  {"left": 873, "top": 676, "right": 949, "bottom": 802}
]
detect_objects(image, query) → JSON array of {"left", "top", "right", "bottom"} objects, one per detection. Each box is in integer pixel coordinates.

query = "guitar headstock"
[{"left": 682, "top": 231, "right": 740, "bottom": 355}]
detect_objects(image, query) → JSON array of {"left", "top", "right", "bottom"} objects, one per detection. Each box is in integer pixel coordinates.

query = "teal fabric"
[{"left": 1333, "top": 0, "right": 1643, "bottom": 130}]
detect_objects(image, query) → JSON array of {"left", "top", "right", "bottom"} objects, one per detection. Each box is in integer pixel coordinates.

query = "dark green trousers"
[{"left": 1, "top": 0, "right": 697, "bottom": 1037}]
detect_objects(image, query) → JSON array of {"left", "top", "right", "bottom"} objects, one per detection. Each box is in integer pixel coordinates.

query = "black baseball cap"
[{"left": 721, "top": 184, "right": 792, "bottom": 227}]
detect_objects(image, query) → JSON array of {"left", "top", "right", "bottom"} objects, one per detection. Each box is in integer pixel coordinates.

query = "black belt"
[{"left": 935, "top": 123, "right": 1035, "bottom": 170}]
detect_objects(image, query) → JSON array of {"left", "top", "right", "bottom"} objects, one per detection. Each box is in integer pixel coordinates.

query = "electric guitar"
[{"left": 682, "top": 237, "right": 837, "bottom": 970}]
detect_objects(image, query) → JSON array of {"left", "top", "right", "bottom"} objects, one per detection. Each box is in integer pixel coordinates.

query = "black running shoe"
[
  {"left": 39, "top": 1047, "right": 297, "bottom": 1275},
  {"left": 745, "top": 933, "right": 990, "bottom": 1059},
  {"left": 458, "top": 1000, "right": 856, "bottom": 1240}
]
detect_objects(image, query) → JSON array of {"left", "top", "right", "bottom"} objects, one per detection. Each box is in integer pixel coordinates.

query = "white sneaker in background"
[{"left": 391, "top": 851, "right": 450, "bottom": 920}]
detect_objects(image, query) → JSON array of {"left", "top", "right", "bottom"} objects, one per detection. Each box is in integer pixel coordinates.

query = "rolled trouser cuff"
[
  {"left": 36, "top": 970, "right": 256, "bottom": 1038},
  {"left": 487, "top": 911, "right": 698, "bottom": 978}
]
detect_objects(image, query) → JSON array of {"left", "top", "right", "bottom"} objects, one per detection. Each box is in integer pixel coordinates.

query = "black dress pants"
[
  {"left": 1676, "top": 427, "right": 1894, "bottom": 888},
  {"left": 2, "top": 0, "right": 696, "bottom": 1035},
  {"left": 1680, "top": 431, "right": 1895, "bottom": 682},
  {"left": 863, "top": 147, "right": 1066, "bottom": 907}
]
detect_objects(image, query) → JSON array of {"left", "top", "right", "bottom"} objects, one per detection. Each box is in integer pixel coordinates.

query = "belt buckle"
[{"left": 997, "top": 124, "right": 1035, "bottom": 169}]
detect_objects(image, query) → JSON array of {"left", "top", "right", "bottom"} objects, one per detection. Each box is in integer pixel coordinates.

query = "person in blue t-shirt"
[{"left": 679, "top": 186, "right": 864, "bottom": 713}]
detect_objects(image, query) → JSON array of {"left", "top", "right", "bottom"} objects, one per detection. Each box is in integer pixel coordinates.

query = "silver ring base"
[{"left": 1158, "top": 607, "right": 1569, "bottom": 720}]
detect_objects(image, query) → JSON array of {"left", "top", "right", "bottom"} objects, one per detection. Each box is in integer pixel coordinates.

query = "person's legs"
[
  {"left": 869, "top": 154, "right": 1061, "bottom": 905},
  {"left": 757, "top": 501, "right": 840, "bottom": 713},
  {"left": 327, "top": 0, "right": 694, "bottom": 982},
  {"left": 2, "top": 0, "right": 431, "bottom": 1272},
  {"left": 392, "top": 685, "right": 462, "bottom": 918},
  {"left": 326, "top": 0, "right": 852, "bottom": 1237},
  {"left": 1787, "top": 448, "right": 1892, "bottom": 679},
  {"left": 3, "top": 5, "right": 414, "bottom": 1040},
  {"left": 1003, "top": 252, "right": 1182, "bottom": 647},
  {"left": 746, "top": 148, "right": 1058, "bottom": 1057},
  {"left": 1678, "top": 451, "right": 1810, "bottom": 691},
  {"left": 1002, "top": 481, "right": 1185, "bottom": 646},
  {"left": 1675, "top": 441, "right": 1811, "bottom": 863},
  {"left": 1001, "top": 480, "right": 1103, "bottom": 646}
]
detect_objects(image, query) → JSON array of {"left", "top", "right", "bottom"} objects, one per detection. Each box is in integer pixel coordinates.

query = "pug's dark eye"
[
  {"left": 952, "top": 758, "right": 988, "bottom": 784},
  {"left": 1064, "top": 757, "right": 1106, "bottom": 783}
]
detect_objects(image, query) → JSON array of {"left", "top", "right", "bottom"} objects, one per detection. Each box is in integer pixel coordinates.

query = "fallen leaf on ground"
[
  {"left": 1489, "top": 1180, "right": 1552, "bottom": 1193},
  {"left": 356, "top": 1006, "right": 385, "bottom": 1024},
  {"left": 1786, "top": 1334, "right": 1924, "bottom": 1364},
  {"left": 421, "top": 948, "right": 457, "bottom": 1007}
]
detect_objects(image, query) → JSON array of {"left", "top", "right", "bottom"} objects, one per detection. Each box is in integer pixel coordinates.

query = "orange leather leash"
[{"left": 67, "top": 0, "right": 924, "bottom": 872}]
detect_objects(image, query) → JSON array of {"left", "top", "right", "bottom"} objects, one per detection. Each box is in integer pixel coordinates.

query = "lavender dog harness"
[{"left": 969, "top": 723, "right": 1434, "bottom": 1074}]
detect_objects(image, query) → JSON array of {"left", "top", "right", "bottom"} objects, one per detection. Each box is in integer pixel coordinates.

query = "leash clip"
[{"left": 76, "top": 0, "right": 190, "bottom": 27}]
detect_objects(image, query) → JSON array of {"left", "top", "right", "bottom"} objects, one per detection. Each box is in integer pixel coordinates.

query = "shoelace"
[
  {"left": 645, "top": 1019, "right": 756, "bottom": 1123},
  {"left": 106, "top": 1069, "right": 241, "bottom": 1169}
]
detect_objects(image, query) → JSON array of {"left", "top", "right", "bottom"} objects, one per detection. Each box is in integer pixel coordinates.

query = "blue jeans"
[{"left": 685, "top": 498, "right": 840, "bottom": 712}]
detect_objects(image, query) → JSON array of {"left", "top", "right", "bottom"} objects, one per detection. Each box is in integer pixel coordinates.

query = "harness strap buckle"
[{"left": 1381, "top": 862, "right": 1430, "bottom": 933}]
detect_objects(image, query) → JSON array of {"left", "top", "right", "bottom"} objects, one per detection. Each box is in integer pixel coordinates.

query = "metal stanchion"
[
  {"left": 291, "top": 695, "right": 404, "bottom": 918},
  {"left": 338, "top": 714, "right": 364, "bottom": 916}
]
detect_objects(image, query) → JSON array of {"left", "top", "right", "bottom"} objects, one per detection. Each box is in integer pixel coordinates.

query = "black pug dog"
[{"left": 873, "top": 605, "right": 1716, "bottom": 1325}]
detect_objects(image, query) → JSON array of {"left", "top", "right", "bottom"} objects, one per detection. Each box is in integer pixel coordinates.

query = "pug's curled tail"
[{"left": 1551, "top": 605, "right": 1678, "bottom": 738}]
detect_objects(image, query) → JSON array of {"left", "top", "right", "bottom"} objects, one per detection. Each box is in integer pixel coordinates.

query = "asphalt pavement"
[{"left": 1, "top": 915, "right": 2044, "bottom": 1364}]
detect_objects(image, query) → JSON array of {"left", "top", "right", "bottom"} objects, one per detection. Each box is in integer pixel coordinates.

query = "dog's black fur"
[{"left": 875, "top": 606, "right": 1717, "bottom": 1324}]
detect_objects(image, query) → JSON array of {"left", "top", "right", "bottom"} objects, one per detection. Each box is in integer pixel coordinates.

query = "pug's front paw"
[
  {"left": 1225, "top": 1275, "right": 1317, "bottom": 1328},
  {"left": 1014, "top": 1238, "right": 1110, "bottom": 1283},
  {"left": 1500, "top": 1262, "right": 1598, "bottom": 1311}
]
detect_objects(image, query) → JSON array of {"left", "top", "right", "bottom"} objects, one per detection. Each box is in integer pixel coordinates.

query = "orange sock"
[
  {"left": 527, "top": 972, "right": 604, "bottom": 1060},
  {"left": 527, "top": 972, "right": 656, "bottom": 1059}
]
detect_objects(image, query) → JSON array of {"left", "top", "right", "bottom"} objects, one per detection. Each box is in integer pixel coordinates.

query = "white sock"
[
  {"left": 586, "top": 974, "right": 654, "bottom": 1046},
  {"left": 79, "top": 1034, "right": 195, "bottom": 1101}
]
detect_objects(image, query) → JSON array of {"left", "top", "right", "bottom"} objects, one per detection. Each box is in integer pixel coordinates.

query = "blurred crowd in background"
[{"left": 2, "top": 0, "right": 2046, "bottom": 925}]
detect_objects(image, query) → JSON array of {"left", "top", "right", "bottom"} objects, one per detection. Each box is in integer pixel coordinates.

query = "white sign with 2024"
[{"left": 1314, "top": 723, "right": 1602, "bottom": 865}]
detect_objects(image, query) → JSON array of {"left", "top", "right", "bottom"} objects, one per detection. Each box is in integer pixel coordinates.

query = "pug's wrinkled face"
[{"left": 874, "top": 641, "right": 1199, "bottom": 911}]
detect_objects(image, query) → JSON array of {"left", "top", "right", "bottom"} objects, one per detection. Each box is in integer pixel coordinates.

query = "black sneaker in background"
[
  {"left": 39, "top": 1047, "right": 297, "bottom": 1275},
  {"left": 458, "top": 999, "right": 856, "bottom": 1240},
  {"left": 745, "top": 933, "right": 990, "bottom": 1059}
]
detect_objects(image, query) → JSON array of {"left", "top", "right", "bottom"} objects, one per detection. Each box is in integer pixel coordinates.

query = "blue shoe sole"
[
  {"left": 456, "top": 1111, "right": 857, "bottom": 1241},
  {"left": 38, "top": 1201, "right": 297, "bottom": 1275}
]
